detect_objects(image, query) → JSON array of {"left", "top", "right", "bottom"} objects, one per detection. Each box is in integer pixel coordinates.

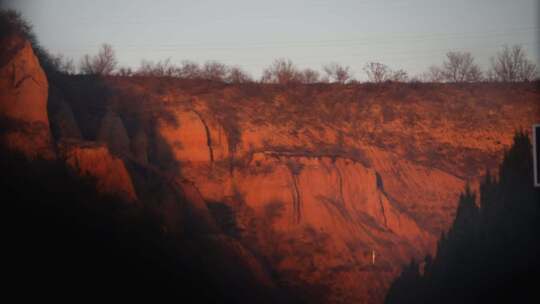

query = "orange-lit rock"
[
  {"left": 363, "top": 145, "right": 466, "bottom": 233},
  {"left": 156, "top": 108, "right": 213, "bottom": 164},
  {"left": 59, "top": 140, "right": 138, "bottom": 202},
  {"left": 0, "top": 37, "right": 54, "bottom": 158}
]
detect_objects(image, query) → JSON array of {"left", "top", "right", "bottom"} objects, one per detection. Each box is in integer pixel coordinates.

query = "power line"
[{"left": 52, "top": 26, "right": 539, "bottom": 51}]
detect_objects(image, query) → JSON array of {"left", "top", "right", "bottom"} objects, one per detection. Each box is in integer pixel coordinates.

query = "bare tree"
[
  {"left": 226, "top": 66, "right": 253, "bottom": 83},
  {"left": 177, "top": 60, "right": 202, "bottom": 79},
  {"left": 136, "top": 60, "right": 155, "bottom": 76},
  {"left": 323, "top": 62, "right": 352, "bottom": 83},
  {"left": 136, "top": 58, "right": 177, "bottom": 77},
  {"left": 440, "top": 51, "right": 482, "bottom": 82},
  {"left": 363, "top": 62, "right": 389, "bottom": 83},
  {"left": 202, "top": 61, "right": 228, "bottom": 81},
  {"left": 50, "top": 53, "right": 76, "bottom": 74},
  {"left": 300, "top": 68, "right": 320, "bottom": 83},
  {"left": 488, "top": 45, "right": 538, "bottom": 82},
  {"left": 116, "top": 66, "right": 133, "bottom": 77},
  {"left": 363, "top": 62, "right": 410, "bottom": 83},
  {"left": 422, "top": 66, "right": 445, "bottom": 82},
  {"left": 389, "top": 69, "right": 409, "bottom": 82},
  {"left": 80, "top": 55, "right": 92, "bottom": 74},
  {"left": 261, "top": 58, "right": 302, "bottom": 84},
  {"left": 79, "top": 43, "right": 117, "bottom": 76}
]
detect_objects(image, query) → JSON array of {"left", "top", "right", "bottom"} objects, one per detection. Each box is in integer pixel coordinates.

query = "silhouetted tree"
[
  {"left": 261, "top": 58, "right": 302, "bottom": 84},
  {"left": 385, "top": 259, "right": 422, "bottom": 304},
  {"left": 323, "top": 62, "right": 352, "bottom": 83},
  {"left": 363, "top": 62, "right": 408, "bottom": 83},
  {"left": 202, "top": 60, "right": 228, "bottom": 81},
  {"left": 300, "top": 68, "right": 321, "bottom": 83},
  {"left": 80, "top": 43, "right": 118, "bottom": 76},
  {"left": 226, "top": 66, "right": 253, "bottom": 83},
  {"left": 422, "top": 65, "right": 445, "bottom": 82},
  {"left": 441, "top": 51, "right": 483, "bottom": 82},
  {"left": 49, "top": 53, "right": 76, "bottom": 74},
  {"left": 116, "top": 66, "right": 134, "bottom": 77},
  {"left": 389, "top": 68, "right": 409, "bottom": 82},
  {"left": 136, "top": 58, "right": 177, "bottom": 77},
  {"left": 177, "top": 60, "right": 202, "bottom": 79},
  {"left": 488, "top": 45, "right": 538, "bottom": 82},
  {"left": 386, "top": 131, "right": 540, "bottom": 304}
]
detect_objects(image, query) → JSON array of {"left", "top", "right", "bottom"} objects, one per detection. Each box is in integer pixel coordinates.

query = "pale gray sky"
[{"left": 3, "top": 0, "right": 539, "bottom": 79}]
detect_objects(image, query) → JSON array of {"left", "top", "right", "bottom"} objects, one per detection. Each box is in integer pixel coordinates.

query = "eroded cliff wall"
[
  {"left": 22, "top": 65, "right": 539, "bottom": 302},
  {"left": 1, "top": 37, "right": 288, "bottom": 302},
  {"left": 54, "top": 78, "right": 536, "bottom": 303}
]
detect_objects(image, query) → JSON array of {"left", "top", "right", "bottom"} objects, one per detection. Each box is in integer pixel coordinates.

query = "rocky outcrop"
[
  {"left": 59, "top": 140, "right": 138, "bottom": 202},
  {"left": 0, "top": 37, "right": 54, "bottom": 158}
]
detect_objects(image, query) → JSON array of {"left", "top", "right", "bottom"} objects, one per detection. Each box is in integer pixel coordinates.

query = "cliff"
[
  {"left": 3, "top": 34, "right": 538, "bottom": 302},
  {"left": 1, "top": 35, "right": 287, "bottom": 302},
  {"left": 58, "top": 140, "right": 138, "bottom": 202},
  {"left": 51, "top": 76, "right": 538, "bottom": 303},
  {"left": 0, "top": 35, "right": 54, "bottom": 158}
]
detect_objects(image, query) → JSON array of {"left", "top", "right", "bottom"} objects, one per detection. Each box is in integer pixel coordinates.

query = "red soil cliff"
[
  {"left": 0, "top": 36, "right": 54, "bottom": 159},
  {"left": 4, "top": 40, "right": 538, "bottom": 302}
]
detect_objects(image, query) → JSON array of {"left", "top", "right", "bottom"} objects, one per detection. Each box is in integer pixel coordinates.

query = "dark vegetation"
[{"left": 385, "top": 132, "right": 540, "bottom": 304}]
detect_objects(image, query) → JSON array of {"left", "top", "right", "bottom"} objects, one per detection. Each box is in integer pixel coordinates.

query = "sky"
[{"left": 3, "top": 0, "right": 539, "bottom": 79}]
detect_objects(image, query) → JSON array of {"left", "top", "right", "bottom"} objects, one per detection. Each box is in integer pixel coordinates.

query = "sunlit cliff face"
[
  {"left": 88, "top": 78, "right": 535, "bottom": 303},
  {"left": 2, "top": 35, "right": 539, "bottom": 303},
  {"left": 0, "top": 36, "right": 54, "bottom": 159}
]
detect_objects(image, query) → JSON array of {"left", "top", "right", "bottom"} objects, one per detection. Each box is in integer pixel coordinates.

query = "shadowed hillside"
[{"left": 1, "top": 144, "right": 300, "bottom": 303}]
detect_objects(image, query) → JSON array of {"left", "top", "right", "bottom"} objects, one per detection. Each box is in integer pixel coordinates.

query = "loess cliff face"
[
  {"left": 4, "top": 38, "right": 538, "bottom": 303},
  {"left": 0, "top": 35, "right": 54, "bottom": 159},
  {"left": 49, "top": 77, "right": 537, "bottom": 303}
]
